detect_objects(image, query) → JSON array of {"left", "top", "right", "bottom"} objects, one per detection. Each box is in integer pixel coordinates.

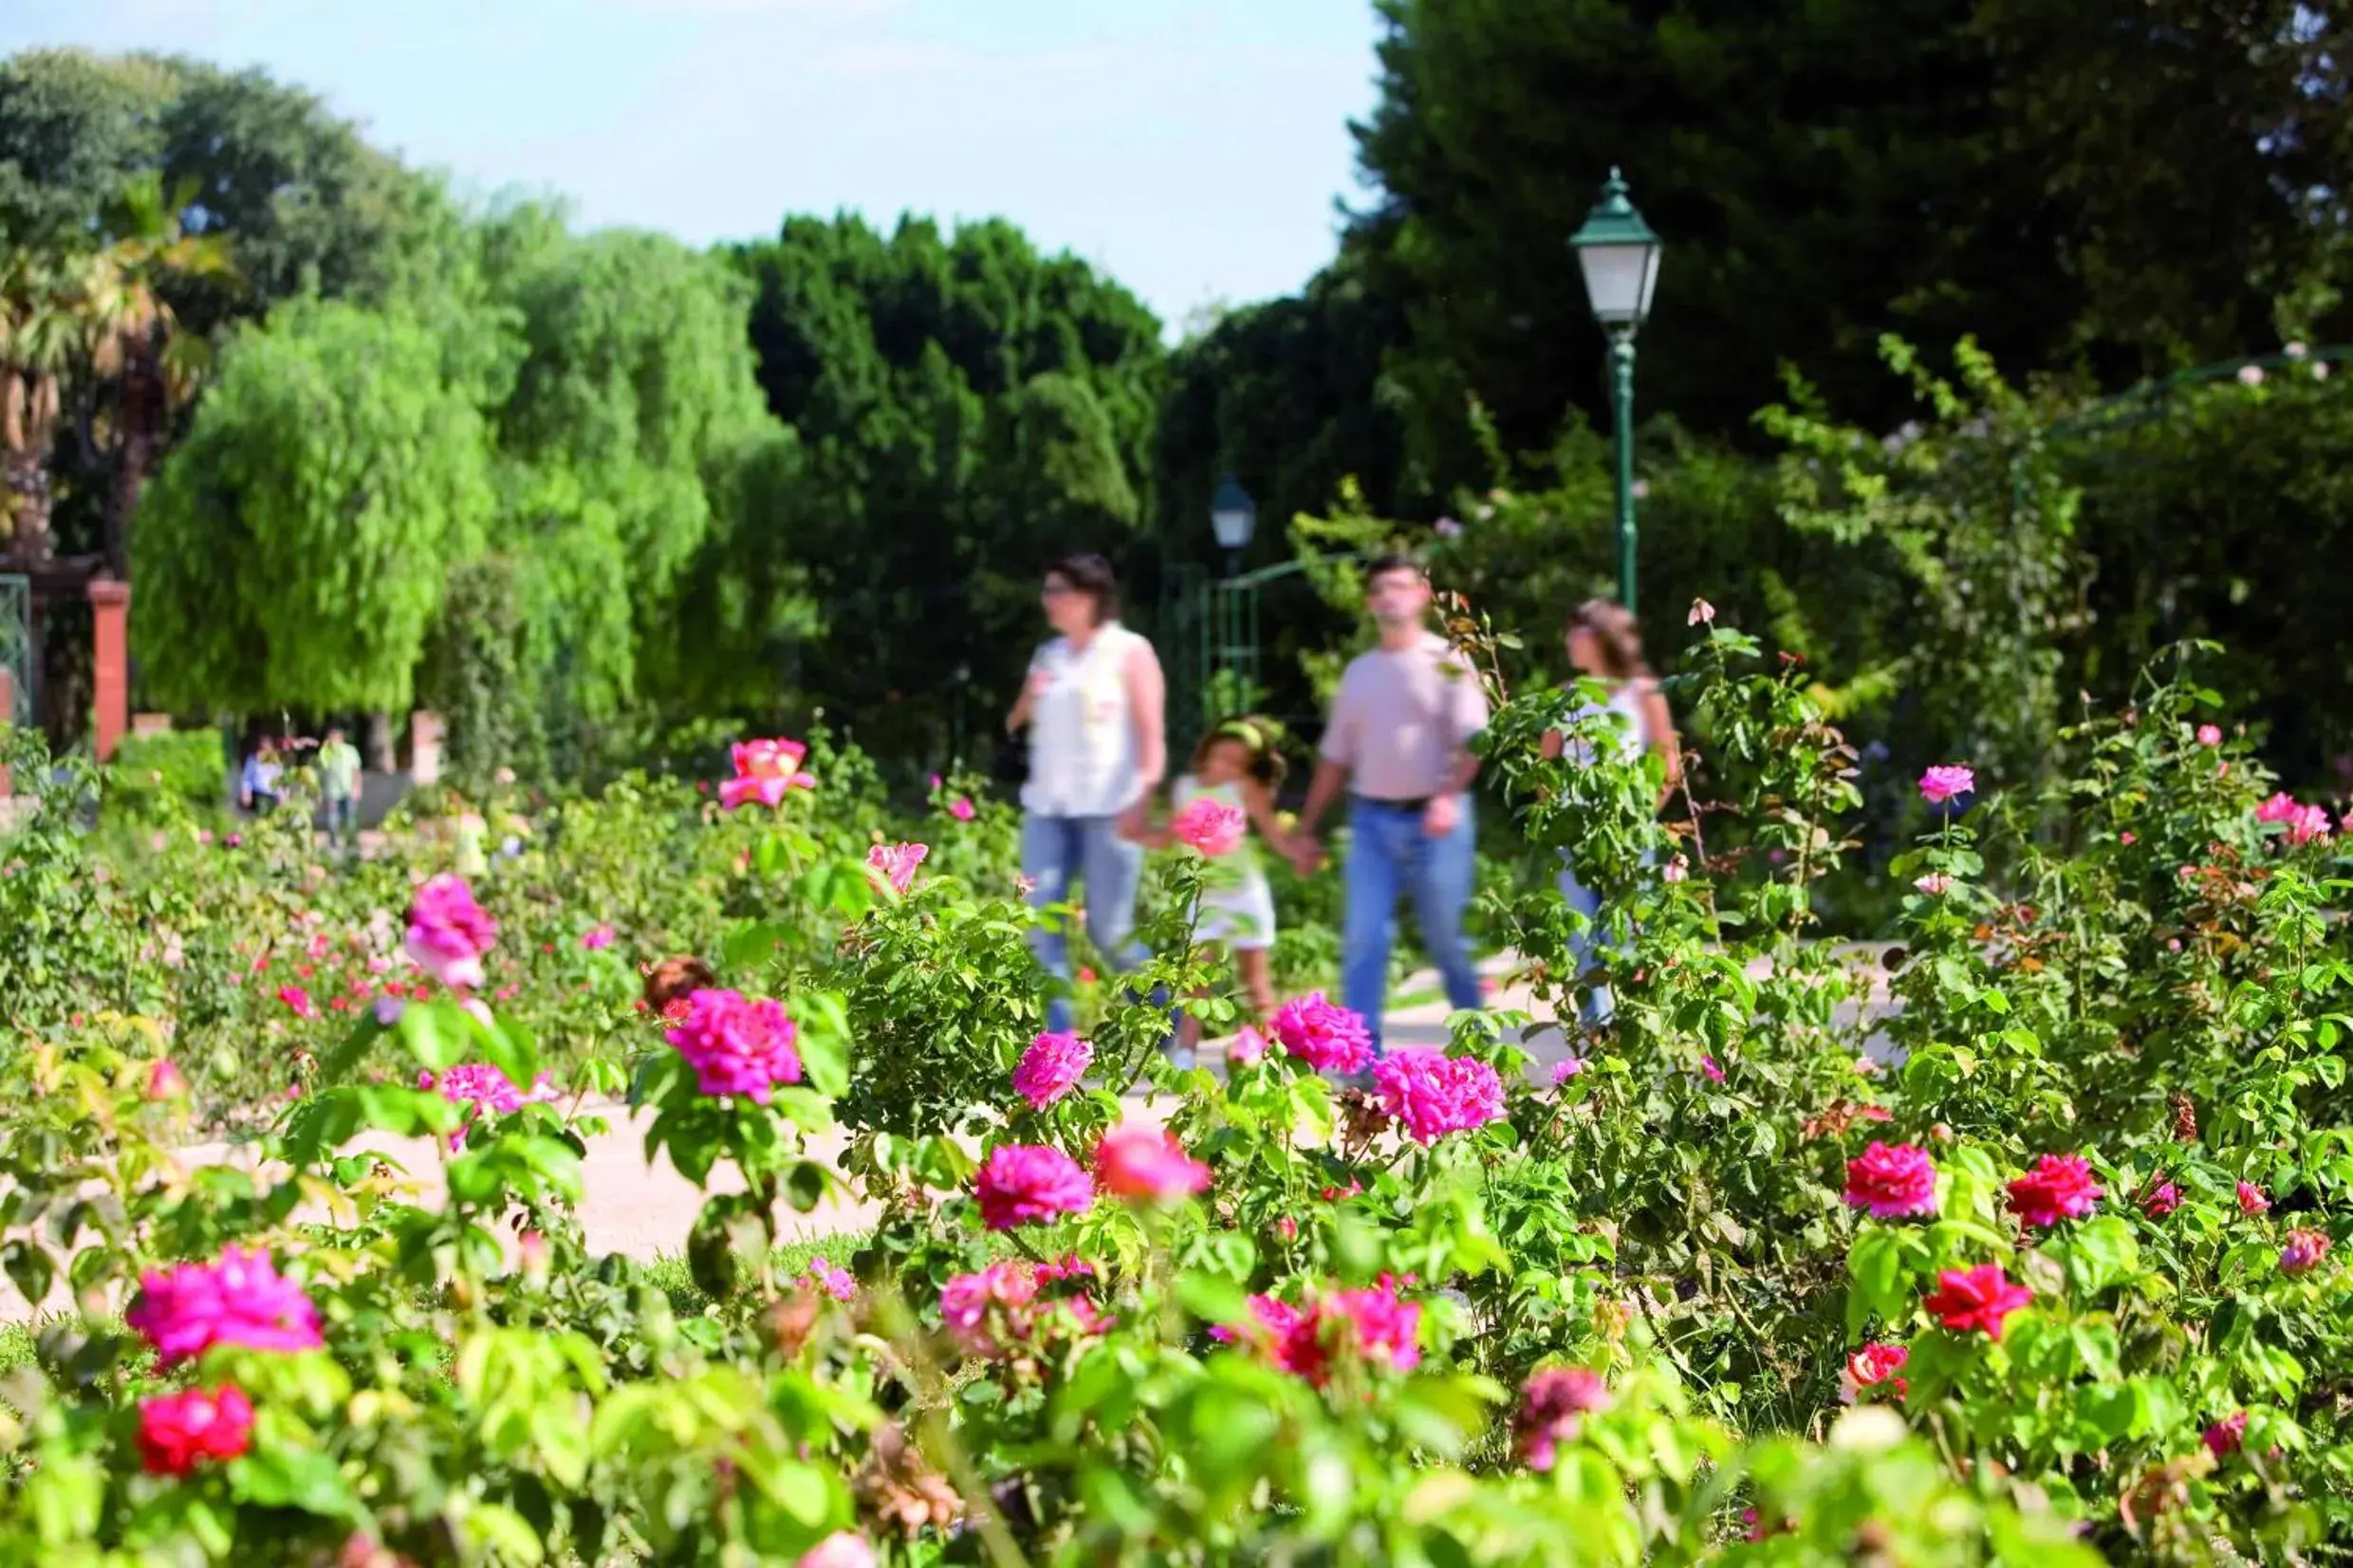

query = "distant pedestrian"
[
  {"left": 316, "top": 726, "right": 362, "bottom": 847},
  {"left": 451, "top": 793, "right": 490, "bottom": 878},
  {"left": 1540, "top": 600, "right": 1680, "bottom": 1024},
  {"left": 1007, "top": 552, "right": 1168, "bottom": 1036},
  {"left": 1289, "top": 554, "right": 1489, "bottom": 1058},
  {"left": 238, "top": 743, "right": 283, "bottom": 816}
]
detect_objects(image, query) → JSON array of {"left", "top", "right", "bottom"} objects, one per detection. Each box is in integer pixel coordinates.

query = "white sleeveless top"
[
  {"left": 1022, "top": 622, "right": 1148, "bottom": 817},
  {"left": 1562, "top": 681, "right": 1652, "bottom": 766}
]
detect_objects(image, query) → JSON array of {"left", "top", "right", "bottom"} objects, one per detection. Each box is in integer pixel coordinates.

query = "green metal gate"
[{"left": 0, "top": 574, "right": 28, "bottom": 727}]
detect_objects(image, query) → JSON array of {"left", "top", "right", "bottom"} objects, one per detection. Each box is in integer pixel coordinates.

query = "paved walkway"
[{"left": 2, "top": 951, "right": 1896, "bottom": 1322}]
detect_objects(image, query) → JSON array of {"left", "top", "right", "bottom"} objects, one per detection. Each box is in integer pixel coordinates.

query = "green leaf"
[{"left": 1176, "top": 1269, "right": 1251, "bottom": 1326}]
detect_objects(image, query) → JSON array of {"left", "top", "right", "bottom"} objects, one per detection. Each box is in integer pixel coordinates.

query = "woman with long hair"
[{"left": 1540, "top": 599, "right": 1680, "bottom": 1024}]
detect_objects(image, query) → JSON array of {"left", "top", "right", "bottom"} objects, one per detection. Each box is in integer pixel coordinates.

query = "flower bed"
[{"left": 0, "top": 624, "right": 2345, "bottom": 1562}]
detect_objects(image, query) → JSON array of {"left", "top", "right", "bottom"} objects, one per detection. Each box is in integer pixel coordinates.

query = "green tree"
[
  {"left": 134, "top": 300, "right": 495, "bottom": 712},
  {"left": 1347, "top": 0, "right": 2353, "bottom": 474},
  {"left": 729, "top": 212, "right": 1164, "bottom": 766}
]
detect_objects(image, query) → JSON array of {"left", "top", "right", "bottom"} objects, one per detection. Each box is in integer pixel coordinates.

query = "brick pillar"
[{"left": 88, "top": 579, "right": 131, "bottom": 763}]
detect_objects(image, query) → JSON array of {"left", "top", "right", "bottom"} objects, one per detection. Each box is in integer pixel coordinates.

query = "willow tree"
[{"left": 135, "top": 299, "right": 494, "bottom": 712}]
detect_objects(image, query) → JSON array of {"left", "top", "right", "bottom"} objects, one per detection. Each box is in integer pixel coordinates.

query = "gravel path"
[{"left": 2, "top": 950, "right": 1897, "bottom": 1323}]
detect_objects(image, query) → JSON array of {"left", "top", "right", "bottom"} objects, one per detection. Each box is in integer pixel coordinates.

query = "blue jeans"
[
  {"left": 1023, "top": 813, "right": 1152, "bottom": 1035},
  {"left": 1555, "top": 859, "right": 1632, "bottom": 1024},
  {"left": 325, "top": 796, "right": 358, "bottom": 839},
  {"left": 1343, "top": 797, "right": 1484, "bottom": 1054}
]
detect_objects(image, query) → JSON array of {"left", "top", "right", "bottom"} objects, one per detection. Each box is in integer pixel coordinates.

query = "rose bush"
[{"left": 0, "top": 619, "right": 2344, "bottom": 1563}]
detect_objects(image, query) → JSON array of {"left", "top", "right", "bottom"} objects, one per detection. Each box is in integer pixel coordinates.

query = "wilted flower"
[
  {"left": 1171, "top": 796, "right": 1247, "bottom": 858},
  {"left": 1914, "top": 873, "right": 1952, "bottom": 896},
  {"left": 2204, "top": 1411, "right": 2249, "bottom": 1459},
  {"left": 1270, "top": 992, "right": 1374, "bottom": 1075},
  {"left": 127, "top": 1246, "right": 324, "bottom": 1365},
  {"left": 405, "top": 875, "right": 497, "bottom": 989},
  {"left": 1012, "top": 1030, "right": 1092, "bottom": 1110},
  {"left": 664, "top": 988, "right": 803, "bottom": 1103},
  {"left": 866, "top": 840, "right": 929, "bottom": 894},
  {"left": 1095, "top": 1124, "right": 1212, "bottom": 1201},
  {"left": 2008, "top": 1153, "right": 2103, "bottom": 1229},
  {"left": 1918, "top": 765, "right": 1975, "bottom": 805},
  {"left": 1662, "top": 855, "right": 1689, "bottom": 884},
  {"left": 137, "top": 1386, "right": 255, "bottom": 1476},
  {"left": 2280, "top": 1227, "right": 2332, "bottom": 1276},
  {"left": 1845, "top": 1142, "right": 1938, "bottom": 1219},
  {"left": 2140, "top": 1181, "right": 2181, "bottom": 1219},
  {"left": 1373, "top": 1045, "right": 1507, "bottom": 1144},
  {"left": 1516, "top": 1367, "right": 1611, "bottom": 1470},
  {"left": 1921, "top": 1264, "right": 2032, "bottom": 1339},
  {"left": 973, "top": 1145, "right": 1094, "bottom": 1230},
  {"left": 1687, "top": 598, "right": 1715, "bottom": 627}
]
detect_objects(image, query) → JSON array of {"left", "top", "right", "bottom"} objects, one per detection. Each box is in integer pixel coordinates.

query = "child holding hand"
[{"left": 1147, "top": 717, "right": 1295, "bottom": 1064}]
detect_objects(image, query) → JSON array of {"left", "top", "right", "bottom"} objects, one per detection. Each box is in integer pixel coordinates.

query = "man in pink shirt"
[{"left": 1290, "top": 554, "right": 1489, "bottom": 1055}]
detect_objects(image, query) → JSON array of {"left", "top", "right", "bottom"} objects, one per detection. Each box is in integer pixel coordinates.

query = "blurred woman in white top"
[
  {"left": 1539, "top": 599, "right": 1680, "bottom": 1024},
  {"left": 1005, "top": 552, "right": 1168, "bottom": 1034}
]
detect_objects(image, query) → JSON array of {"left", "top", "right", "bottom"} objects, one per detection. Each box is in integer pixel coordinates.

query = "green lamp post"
[{"left": 1569, "top": 168, "right": 1663, "bottom": 614}]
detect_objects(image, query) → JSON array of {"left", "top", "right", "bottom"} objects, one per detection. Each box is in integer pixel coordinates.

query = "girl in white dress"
[{"left": 1149, "top": 717, "right": 1292, "bottom": 1061}]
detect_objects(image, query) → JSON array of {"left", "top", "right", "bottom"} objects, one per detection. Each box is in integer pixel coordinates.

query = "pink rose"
[
  {"left": 1844, "top": 1142, "right": 1937, "bottom": 1219},
  {"left": 664, "top": 988, "right": 803, "bottom": 1103},
  {"left": 1012, "top": 1030, "right": 1092, "bottom": 1110},
  {"left": 719, "top": 738, "right": 811, "bottom": 810},
  {"left": 1226, "top": 1024, "right": 1269, "bottom": 1067},
  {"left": 2237, "top": 1180, "right": 2270, "bottom": 1215},
  {"left": 973, "top": 1144, "right": 1094, "bottom": 1230},
  {"left": 1270, "top": 992, "right": 1373, "bottom": 1075},
  {"left": 948, "top": 796, "right": 976, "bottom": 822},
  {"left": 1171, "top": 796, "right": 1247, "bottom": 858},
  {"left": 1516, "top": 1366, "right": 1610, "bottom": 1470},
  {"left": 1918, "top": 765, "right": 1975, "bottom": 805},
  {"left": 1920, "top": 1264, "right": 2031, "bottom": 1339},
  {"left": 405, "top": 875, "right": 498, "bottom": 989},
  {"left": 865, "top": 840, "right": 929, "bottom": 895},
  {"left": 2007, "top": 1153, "right": 2103, "bottom": 1229},
  {"left": 1373, "top": 1046, "right": 1507, "bottom": 1144},
  {"left": 797, "top": 1533, "right": 877, "bottom": 1568},
  {"left": 1095, "top": 1124, "right": 1212, "bottom": 1202},
  {"left": 1840, "top": 1342, "right": 1910, "bottom": 1404},
  {"left": 126, "top": 1246, "right": 324, "bottom": 1365},
  {"left": 2196, "top": 724, "right": 2223, "bottom": 747}
]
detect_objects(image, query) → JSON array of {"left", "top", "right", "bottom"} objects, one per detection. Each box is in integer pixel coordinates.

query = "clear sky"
[{"left": 2, "top": 0, "right": 1387, "bottom": 336}]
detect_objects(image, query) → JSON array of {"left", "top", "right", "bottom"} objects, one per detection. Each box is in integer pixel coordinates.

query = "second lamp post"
[{"left": 1569, "top": 168, "right": 1663, "bottom": 616}]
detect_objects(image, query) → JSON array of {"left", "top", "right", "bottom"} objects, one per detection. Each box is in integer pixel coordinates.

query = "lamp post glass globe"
[
  {"left": 1211, "top": 475, "right": 1256, "bottom": 558},
  {"left": 1570, "top": 168, "right": 1662, "bottom": 336}
]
